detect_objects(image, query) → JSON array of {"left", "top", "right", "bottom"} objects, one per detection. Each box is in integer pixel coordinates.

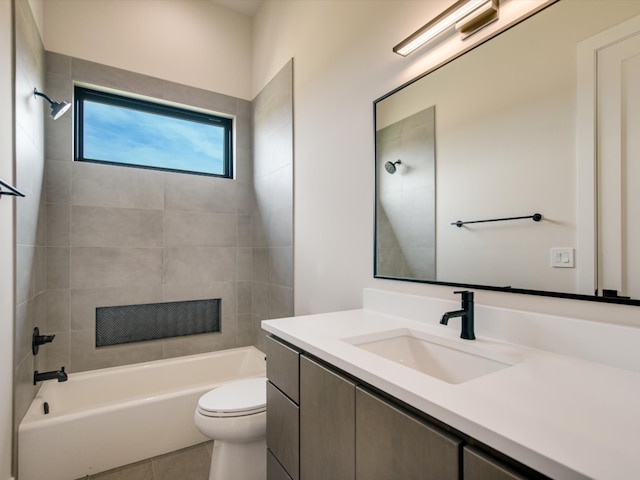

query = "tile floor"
[{"left": 74, "top": 441, "right": 212, "bottom": 480}]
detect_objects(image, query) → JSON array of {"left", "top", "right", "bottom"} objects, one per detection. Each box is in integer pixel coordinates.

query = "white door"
[{"left": 597, "top": 28, "right": 640, "bottom": 299}]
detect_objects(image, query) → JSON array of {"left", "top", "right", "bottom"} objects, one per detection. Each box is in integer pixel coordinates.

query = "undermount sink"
[{"left": 342, "top": 328, "right": 522, "bottom": 384}]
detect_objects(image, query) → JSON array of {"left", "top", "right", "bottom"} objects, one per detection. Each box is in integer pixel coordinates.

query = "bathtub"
[{"left": 18, "top": 346, "right": 266, "bottom": 480}]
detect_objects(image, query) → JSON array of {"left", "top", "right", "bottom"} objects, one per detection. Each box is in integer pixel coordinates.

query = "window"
[{"left": 74, "top": 86, "right": 233, "bottom": 177}]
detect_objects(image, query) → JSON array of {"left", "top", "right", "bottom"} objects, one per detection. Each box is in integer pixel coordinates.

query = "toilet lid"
[{"left": 198, "top": 377, "right": 267, "bottom": 417}]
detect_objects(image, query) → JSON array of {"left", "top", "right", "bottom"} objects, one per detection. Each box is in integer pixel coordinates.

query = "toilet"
[{"left": 194, "top": 377, "right": 267, "bottom": 480}]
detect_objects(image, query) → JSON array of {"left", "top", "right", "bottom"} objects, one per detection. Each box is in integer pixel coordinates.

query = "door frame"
[{"left": 576, "top": 13, "right": 640, "bottom": 297}]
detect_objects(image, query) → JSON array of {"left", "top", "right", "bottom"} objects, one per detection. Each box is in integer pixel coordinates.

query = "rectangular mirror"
[{"left": 374, "top": 0, "right": 640, "bottom": 305}]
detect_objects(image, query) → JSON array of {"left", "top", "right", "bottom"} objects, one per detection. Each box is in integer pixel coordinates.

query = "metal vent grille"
[{"left": 95, "top": 299, "right": 221, "bottom": 347}]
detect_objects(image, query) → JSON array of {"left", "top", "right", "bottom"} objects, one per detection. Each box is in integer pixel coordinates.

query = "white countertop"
[{"left": 262, "top": 302, "right": 640, "bottom": 480}]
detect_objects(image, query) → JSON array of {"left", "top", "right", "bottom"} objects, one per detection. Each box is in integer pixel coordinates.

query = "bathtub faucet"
[{"left": 33, "top": 367, "right": 68, "bottom": 385}]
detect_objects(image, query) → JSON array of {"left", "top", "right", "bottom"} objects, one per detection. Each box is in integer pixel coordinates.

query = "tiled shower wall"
[
  {"left": 251, "top": 60, "right": 294, "bottom": 352},
  {"left": 40, "top": 56, "right": 293, "bottom": 372},
  {"left": 42, "top": 54, "right": 254, "bottom": 372},
  {"left": 14, "top": 0, "right": 46, "bottom": 462}
]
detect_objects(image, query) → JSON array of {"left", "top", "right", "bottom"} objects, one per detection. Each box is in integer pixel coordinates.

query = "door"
[{"left": 597, "top": 23, "right": 640, "bottom": 299}]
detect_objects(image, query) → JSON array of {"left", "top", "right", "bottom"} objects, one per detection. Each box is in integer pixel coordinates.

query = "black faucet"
[
  {"left": 440, "top": 290, "right": 475, "bottom": 340},
  {"left": 33, "top": 367, "right": 68, "bottom": 385}
]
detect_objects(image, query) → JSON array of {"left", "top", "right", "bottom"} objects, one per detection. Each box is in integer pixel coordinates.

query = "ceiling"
[{"left": 213, "top": 0, "right": 263, "bottom": 16}]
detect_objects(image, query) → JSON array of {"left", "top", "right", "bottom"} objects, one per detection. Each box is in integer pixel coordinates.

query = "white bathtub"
[{"left": 18, "top": 346, "right": 266, "bottom": 480}]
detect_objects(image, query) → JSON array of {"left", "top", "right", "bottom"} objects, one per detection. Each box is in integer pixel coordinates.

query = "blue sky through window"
[{"left": 83, "top": 101, "right": 227, "bottom": 175}]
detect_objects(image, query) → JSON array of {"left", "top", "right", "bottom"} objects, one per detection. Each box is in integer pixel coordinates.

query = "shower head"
[
  {"left": 33, "top": 88, "right": 71, "bottom": 120},
  {"left": 385, "top": 160, "right": 401, "bottom": 174}
]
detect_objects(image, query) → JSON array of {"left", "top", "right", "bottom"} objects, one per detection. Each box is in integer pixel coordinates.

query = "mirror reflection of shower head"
[
  {"left": 33, "top": 88, "right": 71, "bottom": 120},
  {"left": 385, "top": 160, "right": 401, "bottom": 174}
]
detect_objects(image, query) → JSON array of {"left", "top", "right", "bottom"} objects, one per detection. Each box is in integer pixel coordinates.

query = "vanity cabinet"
[
  {"left": 300, "top": 356, "right": 357, "bottom": 479},
  {"left": 266, "top": 335, "right": 546, "bottom": 480},
  {"left": 355, "top": 387, "right": 460, "bottom": 479},
  {"left": 266, "top": 336, "right": 301, "bottom": 480}
]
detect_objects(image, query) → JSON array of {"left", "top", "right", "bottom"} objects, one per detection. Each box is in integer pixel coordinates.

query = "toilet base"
[{"left": 209, "top": 438, "right": 266, "bottom": 480}]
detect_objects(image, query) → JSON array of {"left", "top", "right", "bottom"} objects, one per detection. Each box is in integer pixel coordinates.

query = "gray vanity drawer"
[
  {"left": 266, "top": 335, "right": 300, "bottom": 403},
  {"left": 267, "top": 449, "right": 293, "bottom": 480},
  {"left": 463, "top": 446, "right": 528, "bottom": 480},
  {"left": 356, "top": 387, "right": 460, "bottom": 480},
  {"left": 267, "top": 381, "right": 299, "bottom": 480}
]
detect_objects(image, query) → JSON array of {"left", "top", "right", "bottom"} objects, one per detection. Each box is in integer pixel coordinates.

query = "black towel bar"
[{"left": 452, "top": 213, "right": 542, "bottom": 227}]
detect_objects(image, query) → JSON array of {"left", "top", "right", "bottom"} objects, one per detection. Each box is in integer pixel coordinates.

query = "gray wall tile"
[
  {"left": 237, "top": 215, "right": 253, "bottom": 248},
  {"left": 14, "top": 300, "right": 32, "bottom": 366},
  {"left": 164, "top": 210, "right": 236, "bottom": 247},
  {"left": 70, "top": 329, "right": 164, "bottom": 372},
  {"left": 236, "top": 313, "right": 255, "bottom": 347},
  {"left": 46, "top": 289, "right": 70, "bottom": 332},
  {"left": 72, "top": 58, "right": 165, "bottom": 99},
  {"left": 163, "top": 81, "right": 237, "bottom": 114},
  {"left": 47, "top": 246, "right": 69, "bottom": 290},
  {"left": 235, "top": 146, "right": 253, "bottom": 185},
  {"left": 46, "top": 51, "right": 71, "bottom": 76},
  {"left": 270, "top": 285, "right": 294, "bottom": 320},
  {"left": 252, "top": 248, "right": 269, "bottom": 283},
  {"left": 238, "top": 281, "right": 253, "bottom": 315},
  {"left": 33, "top": 246, "right": 47, "bottom": 295},
  {"left": 238, "top": 247, "right": 252, "bottom": 281},
  {"left": 164, "top": 173, "right": 237, "bottom": 213},
  {"left": 46, "top": 202, "right": 70, "bottom": 246},
  {"left": 72, "top": 162, "right": 165, "bottom": 209},
  {"left": 44, "top": 73, "right": 73, "bottom": 161},
  {"left": 71, "top": 206, "right": 163, "bottom": 248},
  {"left": 70, "top": 247, "right": 163, "bottom": 289},
  {"left": 252, "top": 282, "right": 270, "bottom": 319},
  {"left": 162, "top": 280, "right": 236, "bottom": 316},
  {"left": 44, "top": 330, "right": 70, "bottom": 372},
  {"left": 45, "top": 160, "right": 71, "bottom": 204},
  {"left": 271, "top": 247, "right": 294, "bottom": 288},
  {"left": 161, "top": 328, "right": 235, "bottom": 359},
  {"left": 164, "top": 246, "right": 237, "bottom": 284},
  {"left": 268, "top": 206, "right": 293, "bottom": 247},
  {"left": 16, "top": 245, "right": 33, "bottom": 303}
]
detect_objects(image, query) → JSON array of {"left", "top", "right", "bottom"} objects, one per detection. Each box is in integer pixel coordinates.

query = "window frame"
[{"left": 74, "top": 85, "right": 234, "bottom": 178}]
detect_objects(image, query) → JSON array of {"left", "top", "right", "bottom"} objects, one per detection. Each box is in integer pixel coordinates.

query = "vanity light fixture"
[
  {"left": 393, "top": 0, "right": 499, "bottom": 57},
  {"left": 33, "top": 88, "right": 71, "bottom": 120}
]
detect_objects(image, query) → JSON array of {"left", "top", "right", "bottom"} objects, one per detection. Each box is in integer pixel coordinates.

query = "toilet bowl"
[{"left": 194, "top": 377, "right": 267, "bottom": 480}]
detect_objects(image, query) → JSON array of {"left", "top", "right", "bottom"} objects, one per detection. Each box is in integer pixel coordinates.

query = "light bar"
[{"left": 393, "top": 0, "right": 494, "bottom": 57}]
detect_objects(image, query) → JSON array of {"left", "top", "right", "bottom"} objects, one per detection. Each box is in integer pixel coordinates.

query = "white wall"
[
  {"left": 0, "top": 3, "right": 15, "bottom": 478},
  {"left": 43, "top": 0, "right": 252, "bottom": 100},
  {"left": 252, "top": 0, "right": 640, "bottom": 327}
]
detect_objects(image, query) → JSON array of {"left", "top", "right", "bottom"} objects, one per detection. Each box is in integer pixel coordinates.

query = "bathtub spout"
[{"left": 33, "top": 367, "right": 67, "bottom": 385}]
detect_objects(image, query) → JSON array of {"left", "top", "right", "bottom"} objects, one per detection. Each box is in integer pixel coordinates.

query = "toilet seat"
[{"left": 197, "top": 377, "right": 266, "bottom": 418}]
